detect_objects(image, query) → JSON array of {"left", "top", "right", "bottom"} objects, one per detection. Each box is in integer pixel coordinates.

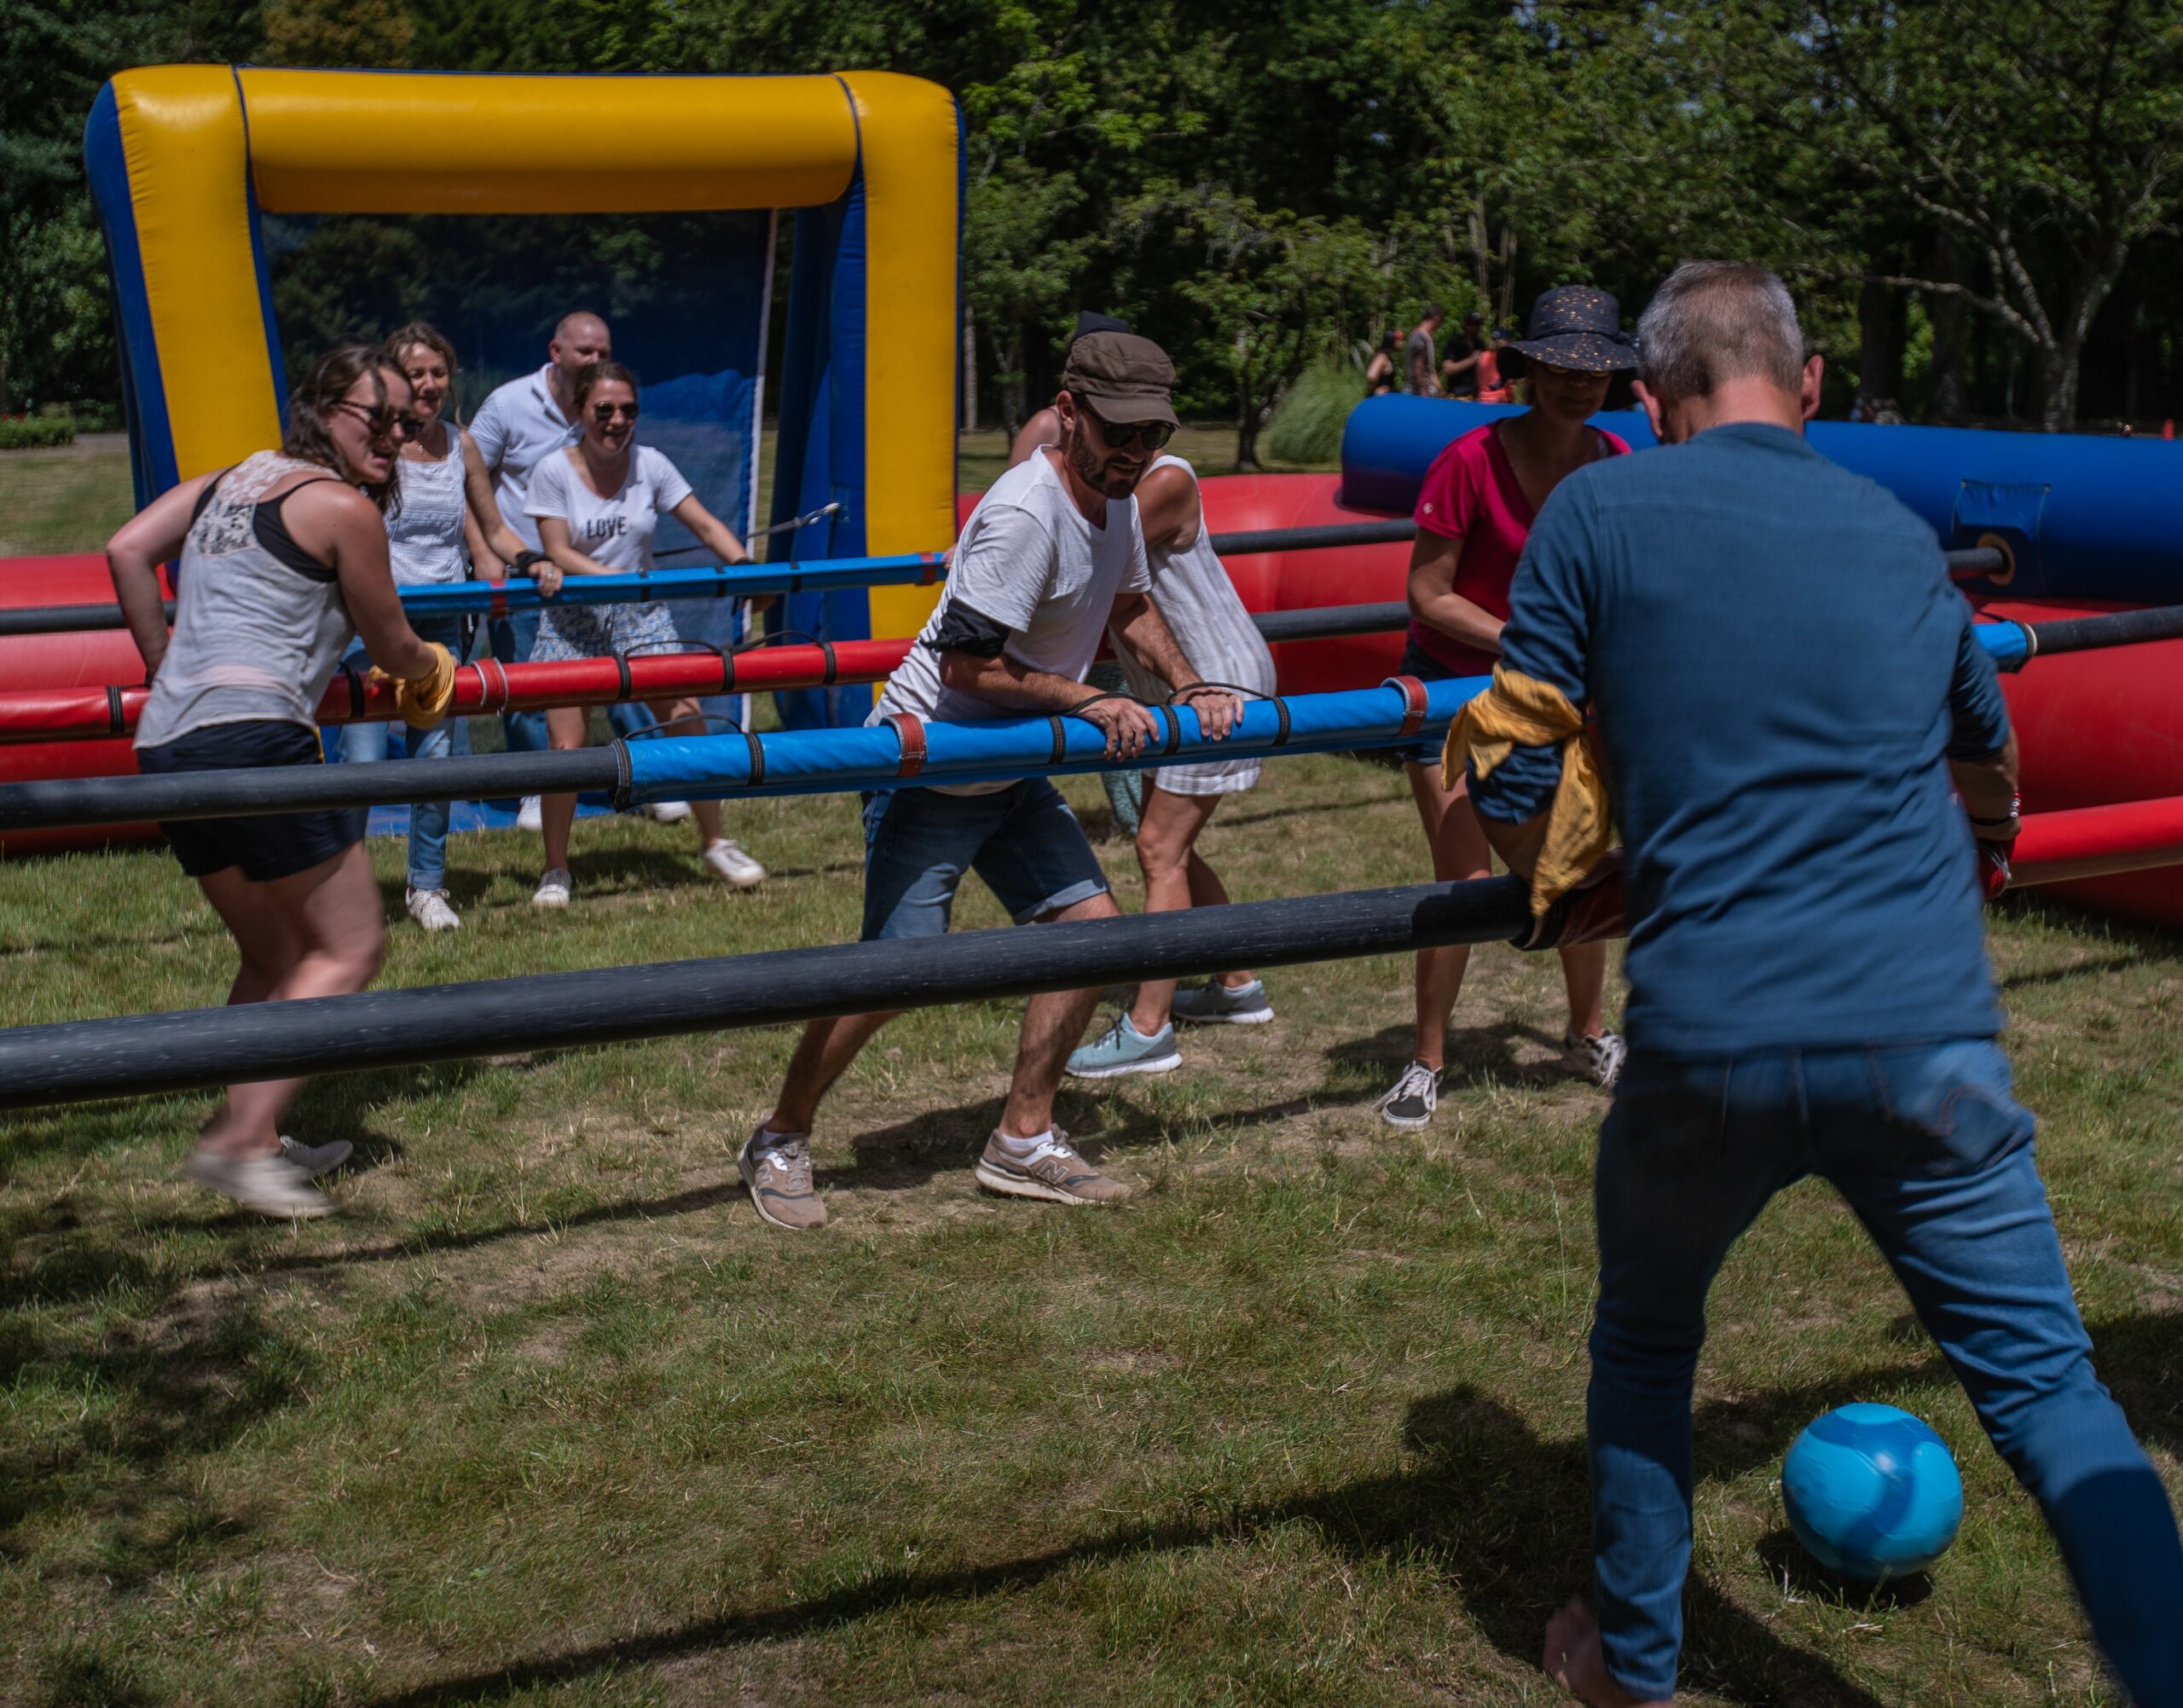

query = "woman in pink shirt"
[{"left": 1376, "top": 286, "right": 1638, "bottom": 1130}]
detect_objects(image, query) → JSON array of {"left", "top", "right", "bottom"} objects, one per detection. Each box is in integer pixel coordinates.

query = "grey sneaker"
[
  {"left": 278, "top": 1136, "right": 353, "bottom": 1178},
  {"left": 1564, "top": 1028, "right": 1627, "bottom": 1089},
  {"left": 1375, "top": 1060, "right": 1440, "bottom": 1130},
  {"left": 1065, "top": 1012, "right": 1182, "bottom": 1080},
  {"left": 738, "top": 1127, "right": 826, "bottom": 1230},
  {"left": 186, "top": 1149, "right": 336, "bottom": 1219},
  {"left": 1169, "top": 977, "right": 1274, "bottom": 1025},
  {"left": 974, "top": 1129, "right": 1129, "bottom": 1206}
]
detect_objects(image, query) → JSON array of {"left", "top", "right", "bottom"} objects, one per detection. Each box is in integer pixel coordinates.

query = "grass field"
[{"left": 1, "top": 753, "right": 2178, "bottom": 1706}]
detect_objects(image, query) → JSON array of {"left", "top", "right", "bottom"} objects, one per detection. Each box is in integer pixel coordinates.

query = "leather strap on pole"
[
  {"left": 1381, "top": 675, "right": 1429, "bottom": 738},
  {"left": 888, "top": 712, "right": 927, "bottom": 779}
]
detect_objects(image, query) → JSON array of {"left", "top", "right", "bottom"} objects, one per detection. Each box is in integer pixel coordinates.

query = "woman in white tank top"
[
  {"left": 343, "top": 323, "right": 533, "bottom": 934},
  {"left": 106, "top": 344, "right": 456, "bottom": 1221}
]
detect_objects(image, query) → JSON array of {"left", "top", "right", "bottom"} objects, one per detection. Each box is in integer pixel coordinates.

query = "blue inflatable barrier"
[
  {"left": 395, "top": 553, "right": 946, "bottom": 619},
  {"left": 619, "top": 675, "right": 1486, "bottom": 804},
  {"left": 1338, "top": 396, "right": 2183, "bottom": 604}
]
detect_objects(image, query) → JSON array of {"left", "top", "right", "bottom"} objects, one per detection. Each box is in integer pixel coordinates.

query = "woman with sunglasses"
[
  {"left": 1376, "top": 286, "right": 1637, "bottom": 1132},
  {"left": 524, "top": 360, "right": 768, "bottom": 906},
  {"left": 337, "top": 322, "right": 536, "bottom": 935},
  {"left": 106, "top": 344, "right": 459, "bottom": 1218}
]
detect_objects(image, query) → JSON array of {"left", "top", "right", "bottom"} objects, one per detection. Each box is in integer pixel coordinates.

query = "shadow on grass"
[{"left": 356, "top": 1377, "right": 1928, "bottom": 1708}]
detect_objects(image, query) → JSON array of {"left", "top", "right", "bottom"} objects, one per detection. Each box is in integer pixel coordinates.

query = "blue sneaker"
[
  {"left": 1066, "top": 1013, "right": 1182, "bottom": 1080},
  {"left": 1169, "top": 977, "right": 1274, "bottom": 1025}
]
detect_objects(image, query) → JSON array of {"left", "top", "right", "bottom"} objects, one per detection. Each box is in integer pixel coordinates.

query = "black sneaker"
[{"left": 1375, "top": 1060, "right": 1440, "bottom": 1129}]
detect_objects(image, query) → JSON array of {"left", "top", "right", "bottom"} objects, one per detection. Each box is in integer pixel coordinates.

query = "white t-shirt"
[
  {"left": 470, "top": 364, "right": 582, "bottom": 552},
  {"left": 876, "top": 449, "right": 1151, "bottom": 730},
  {"left": 524, "top": 445, "right": 694, "bottom": 575}
]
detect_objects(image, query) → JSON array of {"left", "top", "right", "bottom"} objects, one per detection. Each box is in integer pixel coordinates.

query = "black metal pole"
[
  {"left": 1207, "top": 519, "right": 1417, "bottom": 555},
  {"left": 0, "top": 876, "right": 1535, "bottom": 1110},
  {"left": 0, "top": 599, "right": 163, "bottom": 637},
  {"left": 1253, "top": 602, "right": 1407, "bottom": 643},
  {"left": 2020, "top": 602, "right": 2183, "bottom": 657},
  {"left": 1944, "top": 547, "right": 2008, "bottom": 582}
]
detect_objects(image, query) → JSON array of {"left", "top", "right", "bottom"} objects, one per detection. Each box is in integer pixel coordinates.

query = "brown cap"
[{"left": 1063, "top": 332, "right": 1178, "bottom": 427}]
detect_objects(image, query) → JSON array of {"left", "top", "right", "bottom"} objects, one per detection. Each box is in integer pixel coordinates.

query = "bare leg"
[
  {"left": 1542, "top": 1601, "right": 1668, "bottom": 1707},
  {"left": 768, "top": 1010, "right": 901, "bottom": 1135},
  {"left": 1128, "top": 785, "right": 1226, "bottom": 1034},
  {"left": 1407, "top": 761, "right": 1492, "bottom": 1072},
  {"left": 541, "top": 704, "right": 588, "bottom": 872},
  {"left": 650, "top": 698, "right": 726, "bottom": 846},
  {"left": 200, "top": 865, "right": 303, "bottom": 1007},
  {"left": 1560, "top": 941, "right": 1609, "bottom": 1039},
  {"left": 197, "top": 843, "right": 387, "bottom": 1160},
  {"left": 1001, "top": 890, "right": 1123, "bottom": 1137},
  {"left": 1184, "top": 852, "right": 1256, "bottom": 989}
]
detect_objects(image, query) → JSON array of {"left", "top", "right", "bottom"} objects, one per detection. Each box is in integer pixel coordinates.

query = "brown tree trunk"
[
  {"left": 1857, "top": 276, "right": 1905, "bottom": 417},
  {"left": 962, "top": 298, "right": 978, "bottom": 433},
  {"left": 1236, "top": 329, "right": 1262, "bottom": 471}
]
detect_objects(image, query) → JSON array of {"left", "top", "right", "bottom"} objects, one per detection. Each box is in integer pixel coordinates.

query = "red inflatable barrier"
[{"left": 2013, "top": 795, "right": 2183, "bottom": 889}]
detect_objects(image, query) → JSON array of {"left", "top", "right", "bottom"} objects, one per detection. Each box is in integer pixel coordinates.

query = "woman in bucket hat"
[{"left": 1376, "top": 286, "right": 1641, "bottom": 1130}]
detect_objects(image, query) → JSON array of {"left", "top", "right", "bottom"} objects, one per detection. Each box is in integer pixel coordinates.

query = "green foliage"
[
  {"left": 0, "top": 416, "right": 78, "bottom": 450},
  {"left": 1263, "top": 356, "right": 1368, "bottom": 466}
]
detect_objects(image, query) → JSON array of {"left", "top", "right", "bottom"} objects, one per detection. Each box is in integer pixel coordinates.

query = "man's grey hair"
[{"left": 1636, "top": 262, "right": 1804, "bottom": 401}]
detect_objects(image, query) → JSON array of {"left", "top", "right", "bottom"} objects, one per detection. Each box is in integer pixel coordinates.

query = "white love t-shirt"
[{"left": 524, "top": 444, "right": 694, "bottom": 575}]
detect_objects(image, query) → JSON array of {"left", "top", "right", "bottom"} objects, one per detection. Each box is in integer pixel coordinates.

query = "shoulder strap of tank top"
[
  {"left": 252, "top": 476, "right": 345, "bottom": 584},
  {"left": 188, "top": 467, "right": 237, "bottom": 527}
]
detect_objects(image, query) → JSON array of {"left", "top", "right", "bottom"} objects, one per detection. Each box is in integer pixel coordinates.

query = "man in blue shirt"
[{"left": 1465, "top": 263, "right": 2182, "bottom": 1706}]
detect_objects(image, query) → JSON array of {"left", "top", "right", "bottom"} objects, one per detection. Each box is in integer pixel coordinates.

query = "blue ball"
[{"left": 1782, "top": 1403, "right": 1963, "bottom": 1582}]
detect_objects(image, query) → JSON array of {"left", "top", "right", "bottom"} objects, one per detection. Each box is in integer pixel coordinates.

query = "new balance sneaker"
[
  {"left": 516, "top": 796, "right": 544, "bottom": 832},
  {"left": 1169, "top": 977, "right": 1274, "bottom": 1025},
  {"left": 405, "top": 887, "right": 460, "bottom": 932},
  {"left": 1065, "top": 1013, "right": 1182, "bottom": 1080},
  {"left": 644, "top": 800, "right": 694, "bottom": 825},
  {"left": 1564, "top": 1028, "right": 1627, "bottom": 1089},
  {"left": 1376, "top": 1060, "right": 1441, "bottom": 1129},
  {"left": 532, "top": 867, "right": 572, "bottom": 909},
  {"left": 701, "top": 839, "right": 767, "bottom": 888},
  {"left": 738, "top": 1126, "right": 826, "bottom": 1230},
  {"left": 278, "top": 1136, "right": 353, "bottom": 1178},
  {"left": 974, "top": 1129, "right": 1130, "bottom": 1206},
  {"left": 186, "top": 1149, "right": 335, "bottom": 1219}
]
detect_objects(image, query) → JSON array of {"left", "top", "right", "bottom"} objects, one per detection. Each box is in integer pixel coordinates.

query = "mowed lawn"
[{"left": 0, "top": 752, "right": 2178, "bottom": 1707}]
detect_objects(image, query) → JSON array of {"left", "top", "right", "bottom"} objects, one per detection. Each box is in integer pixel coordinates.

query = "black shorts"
[
  {"left": 136, "top": 720, "right": 364, "bottom": 883},
  {"left": 1393, "top": 639, "right": 1465, "bottom": 767}
]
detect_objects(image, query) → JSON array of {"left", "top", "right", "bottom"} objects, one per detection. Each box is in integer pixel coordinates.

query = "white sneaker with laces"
[
  {"left": 1375, "top": 1060, "right": 1441, "bottom": 1129},
  {"left": 515, "top": 796, "right": 543, "bottom": 832},
  {"left": 532, "top": 867, "right": 572, "bottom": 908},
  {"left": 1564, "top": 1028, "right": 1627, "bottom": 1089},
  {"left": 278, "top": 1135, "right": 353, "bottom": 1177},
  {"left": 186, "top": 1149, "right": 335, "bottom": 1219},
  {"left": 405, "top": 887, "right": 460, "bottom": 931},
  {"left": 644, "top": 800, "right": 694, "bottom": 825},
  {"left": 701, "top": 839, "right": 766, "bottom": 888}
]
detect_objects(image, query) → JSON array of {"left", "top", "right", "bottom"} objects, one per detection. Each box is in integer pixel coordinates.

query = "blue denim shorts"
[{"left": 860, "top": 778, "right": 1110, "bottom": 941}]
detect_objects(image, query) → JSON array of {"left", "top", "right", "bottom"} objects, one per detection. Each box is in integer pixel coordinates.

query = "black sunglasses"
[
  {"left": 590, "top": 402, "right": 640, "bottom": 422},
  {"left": 335, "top": 400, "right": 423, "bottom": 441},
  {"left": 1086, "top": 409, "right": 1175, "bottom": 452}
]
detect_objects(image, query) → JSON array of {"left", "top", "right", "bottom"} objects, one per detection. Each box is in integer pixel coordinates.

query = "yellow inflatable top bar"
[{"left": 237, "top": 69, "right": 860, "bottom": 213}]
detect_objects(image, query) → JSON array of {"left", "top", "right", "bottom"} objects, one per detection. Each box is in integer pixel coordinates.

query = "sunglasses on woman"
[
  {"left": 590, "top": 402, "right": 640, "bottom": 423},
  {"left": 1087, "top": 409, "right": 1175, "bottom": 452},
  {"left": 334, "top": 400, "right": 423, "bottom": 441}
]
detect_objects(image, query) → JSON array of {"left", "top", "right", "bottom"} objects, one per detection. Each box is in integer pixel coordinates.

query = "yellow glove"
[{"left": 394, "top": 640, "right": 459, "bottom": 729}]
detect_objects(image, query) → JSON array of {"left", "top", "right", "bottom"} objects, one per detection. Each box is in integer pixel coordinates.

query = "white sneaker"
[
  {"left": 701, "top": 839, "right": 766, "bottom": 888},
  {"left": 1564, "top": 1028, "right": 1627, "bottom": 1089},
  {"left": 532, "top": 867, "right": 572, "bottom": 908},
  {"left": 516, "top": 796, "right": 543, "bottom": 832},
  {"left": 186, "top": 1149, "right": 335, "bottom": 1219},
  {"left": 278, "top": 1135, "right": 353, "bottom": 1177},
  {"left": 405, "top": 887, "right": 460, "bottom": 931},
  {"left": 644, "top": 800, "right": 693, "bottom": 825}
]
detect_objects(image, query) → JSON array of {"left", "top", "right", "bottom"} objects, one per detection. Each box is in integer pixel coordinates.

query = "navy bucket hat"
[{"left": 1501, "top": 286, "right": 1637, "bottom": 375}]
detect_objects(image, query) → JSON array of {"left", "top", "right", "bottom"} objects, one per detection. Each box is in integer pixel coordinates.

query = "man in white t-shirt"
[
  {"left": 470, "top": 311, "right": 671, "bottom": 819},
  {"left": 738, "top": 333, "right": 1242, "bottom": 1231}
]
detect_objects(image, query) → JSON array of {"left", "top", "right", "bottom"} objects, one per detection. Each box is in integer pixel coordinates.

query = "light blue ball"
[{"left": 1782, "top": 1403, "right": 1963, "bottom": 1582}]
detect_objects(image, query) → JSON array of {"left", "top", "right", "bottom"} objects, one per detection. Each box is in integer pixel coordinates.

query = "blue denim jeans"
[
  {"left": 860, "top": 779, "right": 1109, "bottom": 941},
  {"left": 487, "top": 607, "right": 549, "bottom": 757},
  {"left": 338, "top": 613, "right": 468, "bottom": 891},
  {"left": 1590, "top": 1039, "right": 2183, "bottom": 1705}
]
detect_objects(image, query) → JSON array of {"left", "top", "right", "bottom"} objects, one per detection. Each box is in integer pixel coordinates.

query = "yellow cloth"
[
  {"left": 1441, "top": 665, "right": 1612, "bottom": 920},
  {"left": 370, "top": 640, "right": 460, "bottom": 729}
]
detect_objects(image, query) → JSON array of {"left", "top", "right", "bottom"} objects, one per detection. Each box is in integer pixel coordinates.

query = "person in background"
[
  {"left": 339, "top": 321, "right": 534, "bottom": 933},
  {"left": 1405, "top": 305, "right": 1448, "bottom": 397},
  {"left": 1439, "top": 310, "right": 1490, "bottom": 398},
  {"left": 105, "top": 345, "right": 457, "bottom": 1218},
  {"left": 1449, "top": 260, "right": 2183, "bottom": 1708},
  {"left": 1377, "top": 286, "right": 1636, "bottom": 1131},
  {"left": 1476, "top": 326, "right": 1517, "bottom": 404},
  {"left": 469, "top": 311, "right": 694, "bottom": 831},
  {"left": 741, "top": 333, "right": 1241, "bottom": 1231},
  {"left": 1064, "top": 440, "right": 1280, "bottom": 1079},
  {"left": 525, "top": 361, "right": 767, "bottom": 905},
  {"left": 1366, "top": 332, "right": 1401, "bottom": 396}
]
